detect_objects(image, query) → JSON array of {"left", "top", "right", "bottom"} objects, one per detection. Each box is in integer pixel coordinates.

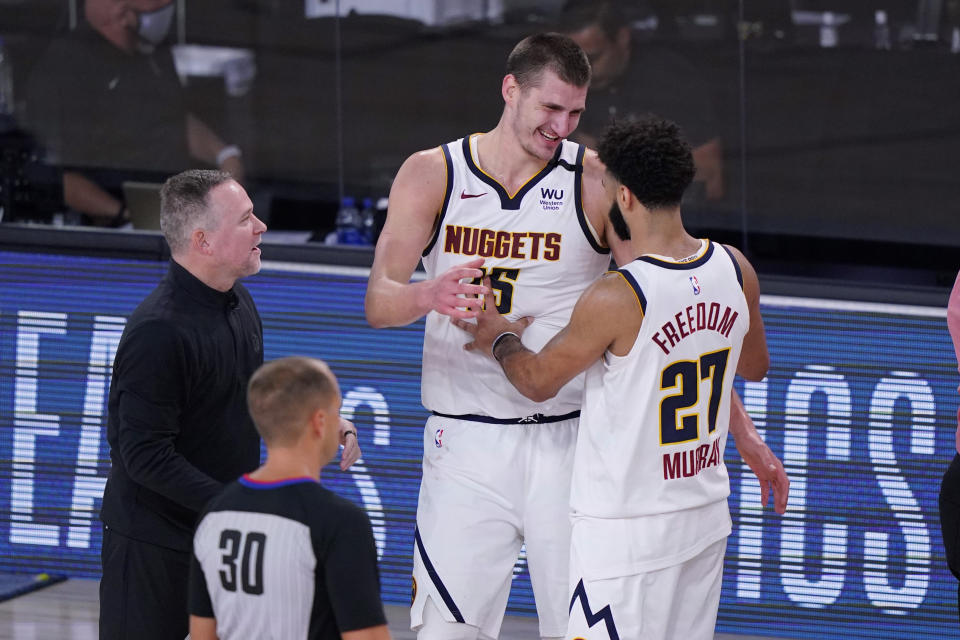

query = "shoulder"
[
  {"left": 718, "top": 243, "right": 760, "bottom": 298},
  {"left": 386, "top": 146, "right": 451, "bottom": 221},
  {"left": 195, "top": 481, "right": 243, "bottom": 527},
  {"left": 125, "top": 282, "right": 185, "bottom": 335},
  {"left": 578, "top": 148, "right": 612, "bottom": 235},
  {"left": 398, "top": 146, "right": 449, "bottom": 179},
  {"left": 580, "top": 270, "right": 644, "bottom": 314},
  {"left": 581, "top": 146, "right": 607, "bottom": 181},
  {"left": 580, "top": 149, "right": 609, "bottom": 199},
  {"left": 299, "top": 486, "right": 374, "bottom": 545},
  {"left": 116, "top": 290, "right": 193, "bottom": 364},
  {"left": 718, "top": 243, "right": 752, "bottom": 277},
  {"left": 120, "top": 314, "right": 184, "bottom": 351}
]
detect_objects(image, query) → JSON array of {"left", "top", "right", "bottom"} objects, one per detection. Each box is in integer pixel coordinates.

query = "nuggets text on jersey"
[{"left": 443, "top": 225, "right": 561, "bottom": 261}]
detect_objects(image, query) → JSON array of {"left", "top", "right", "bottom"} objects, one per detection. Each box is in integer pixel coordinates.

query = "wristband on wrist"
[
  {"left": 492, "top": 331, "right": 520, "bottom": 362},
  {"left": 216, "top": 144, "right": 242, "bottom": 166}
]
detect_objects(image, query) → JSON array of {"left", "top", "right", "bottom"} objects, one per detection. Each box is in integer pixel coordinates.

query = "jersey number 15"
[{"left": 470, "top": 267, "right": 519, "bottom": 314}]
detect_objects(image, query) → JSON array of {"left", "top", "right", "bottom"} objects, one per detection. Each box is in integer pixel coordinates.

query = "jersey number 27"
[{"left": 659, "top": 348, "right": 731, "bottom": 445}]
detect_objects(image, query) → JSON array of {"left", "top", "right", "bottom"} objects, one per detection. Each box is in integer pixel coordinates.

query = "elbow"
[
  {"left": 738, "top": 355, "right": 769, "bottom": 382},
  {"left": 365, "top": 309, "right": 389, "bottom": 329},
  {"left": 519, "top": 382, "right": 559, "bottom": 404},
  {"left": 363, "top": 297, "right": 390, "bottom": 329}
]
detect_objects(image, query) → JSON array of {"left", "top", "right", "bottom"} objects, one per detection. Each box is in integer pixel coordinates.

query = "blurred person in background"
[
  {"left": 24, "top": 0, "right": 244, "bottom": 226},
  {"left": 558, "top": 0, "right": 725, "bottom": 201}
]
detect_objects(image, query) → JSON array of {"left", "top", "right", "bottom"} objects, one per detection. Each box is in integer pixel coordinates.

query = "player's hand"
[
  {"left": 452, "top": 278, "right": 532, "bottom": 358},
  {"left": 419, "top": 258, "right": 490, "bottom": 319},
  {"left": 338, "top": 417, "right": 361, "bottom": 471},
  {"left": 738, "top": 434, "right": 789, "bottom": 514}
]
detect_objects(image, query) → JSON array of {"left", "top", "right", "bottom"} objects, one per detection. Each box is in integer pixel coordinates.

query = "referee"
[{"left": 189, "top": 357, "right": 388, "bottom": 639}]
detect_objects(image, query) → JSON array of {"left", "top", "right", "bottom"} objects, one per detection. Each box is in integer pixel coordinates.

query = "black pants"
[
  {"left": 99, "top": 526, "right": 191, "bottom": 640},
  {"left": 939, "top": 453, "right": 960, "bottom": 620}
]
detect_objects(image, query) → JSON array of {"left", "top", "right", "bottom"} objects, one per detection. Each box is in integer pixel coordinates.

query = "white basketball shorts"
[
  {"left": 411, "top": 413, "right": 579, "bottom": 639},
  {"left": 566, "top": 537, "right": 727, "bottom": 640}
]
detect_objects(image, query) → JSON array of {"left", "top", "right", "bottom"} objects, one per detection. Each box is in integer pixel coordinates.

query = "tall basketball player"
[{"left": 365, "top": 34, "right": 788, "bottom": 640}]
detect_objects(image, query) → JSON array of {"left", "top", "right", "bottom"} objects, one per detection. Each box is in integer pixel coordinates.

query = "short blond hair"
[{"left": 247, "top": 357, "right": 339, "bottom": 446}]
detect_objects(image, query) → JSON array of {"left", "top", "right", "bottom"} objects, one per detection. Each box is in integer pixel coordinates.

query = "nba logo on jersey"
[
  {"left": 690, "top": 275, "right": 701, "bottom": 295},
  {"left": 435, "top": 429, "right": 444, "bottom": 448}
]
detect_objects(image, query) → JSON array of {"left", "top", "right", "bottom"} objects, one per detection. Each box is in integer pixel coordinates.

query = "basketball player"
[
  {"left": 188, "top": 357, "right": 390, "bottom": 640},
  {"left": 457, "top": 116, "right": 771, "bottom": 639},
  {"left": 938, "top": 270, "right": 960, "bottom": 617},
  {"left": 365, "top": 34, "right": 787, "bottom": 640}
]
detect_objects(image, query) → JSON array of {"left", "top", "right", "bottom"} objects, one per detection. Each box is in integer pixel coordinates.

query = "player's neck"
[
  {"left": 476, "top": 126, "right": 547, "bottom": 192},
  {"left": 248, "top": 449, "right": 322, "bottom": 483},
  {"left": 630, "top": 213, "right": 700, "bottom": 261}
]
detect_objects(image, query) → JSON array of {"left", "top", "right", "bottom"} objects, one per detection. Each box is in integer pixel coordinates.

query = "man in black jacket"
[{"left": 98, "top": 169, "right": 361, "bottom": 639}]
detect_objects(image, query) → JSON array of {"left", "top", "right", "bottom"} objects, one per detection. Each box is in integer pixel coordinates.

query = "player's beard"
[{"left": 608, "top": 201, "right": 631, "bottom": 241}]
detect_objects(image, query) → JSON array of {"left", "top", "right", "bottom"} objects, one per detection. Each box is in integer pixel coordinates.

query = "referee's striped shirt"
[{"left": 190, "top": 475, "right": 386, "bottom": 639}]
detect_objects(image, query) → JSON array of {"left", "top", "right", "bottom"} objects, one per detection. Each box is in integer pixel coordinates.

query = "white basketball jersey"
[
  {"left": 571, "top": 240, "right": 749, "bottom": 519},
  {"left": 421, "top": 135, "right": 611, "bottom": 418}
]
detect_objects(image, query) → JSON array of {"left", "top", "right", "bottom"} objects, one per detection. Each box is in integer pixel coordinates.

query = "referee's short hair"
[{"left": 247, "top": 357, "right": 340, "bottom": 446}]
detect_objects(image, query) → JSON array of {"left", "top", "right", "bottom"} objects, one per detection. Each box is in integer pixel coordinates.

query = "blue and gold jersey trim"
[
  {"left": 637, "top": 239, "right": 714, "bottom": 270},
  {"left": 462, "top": 134, "right": 563, "bottom": 210},
  {"left": 613, "top": 269, "right": 647, "bottom": 315},
  {"left": 574, "top": 143, "right": 610, "bottom": 255},
  {"left": 422, "top": 143, "right": 455, "bottom": 257},
  {"left": 719, "top": 243, "right": 744, "bottom": 290}
]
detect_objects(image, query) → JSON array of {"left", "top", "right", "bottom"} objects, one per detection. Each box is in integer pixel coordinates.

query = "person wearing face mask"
[{"left": 23, "top": 0, "right": 244, "bottom": 226}]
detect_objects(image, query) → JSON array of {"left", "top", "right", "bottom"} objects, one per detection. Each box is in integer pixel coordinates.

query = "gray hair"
[{"left": 159, "top": 169, "right": 233, "bottom": 254}]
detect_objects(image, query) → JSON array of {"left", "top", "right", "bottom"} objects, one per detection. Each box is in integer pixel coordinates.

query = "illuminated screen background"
[{"left": 0, "top": 250, "right": 957, "bottom": 639}]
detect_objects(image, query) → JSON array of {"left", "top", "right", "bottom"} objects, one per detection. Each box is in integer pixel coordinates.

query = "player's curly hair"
[{"left": 598, "top": 116, "right": 695, "bottom": 210}]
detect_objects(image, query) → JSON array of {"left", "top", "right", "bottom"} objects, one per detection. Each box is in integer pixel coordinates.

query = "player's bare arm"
[
  {"left": 722, "top": 244, "right": 787, "bottom": 513},
  {"left": 365, "top": 148, "right": 490, "bottom": 328},
  {"left": 342, "top": 623, "right": 392, "bottom": 640},
  {"left": 455, "top": 273, "right": 642, "bottom": 401},
  {"left": 729, "top": 392, "right": 789, "bottom": 514},
  {"left": 188, "top": 615, "right": 217, "bottom": 640},
  {"left": 726, "top": 244, "right": 770, "bottom": 380}
]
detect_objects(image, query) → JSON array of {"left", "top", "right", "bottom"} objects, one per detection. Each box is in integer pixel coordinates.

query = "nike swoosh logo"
[{"left": 460, "top": 191, "right": 487, "bottom": 199}]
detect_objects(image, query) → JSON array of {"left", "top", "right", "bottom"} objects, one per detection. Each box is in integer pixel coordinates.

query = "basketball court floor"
[{"left": 0, "top": 578, "right": 776, "bottom": 639}]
